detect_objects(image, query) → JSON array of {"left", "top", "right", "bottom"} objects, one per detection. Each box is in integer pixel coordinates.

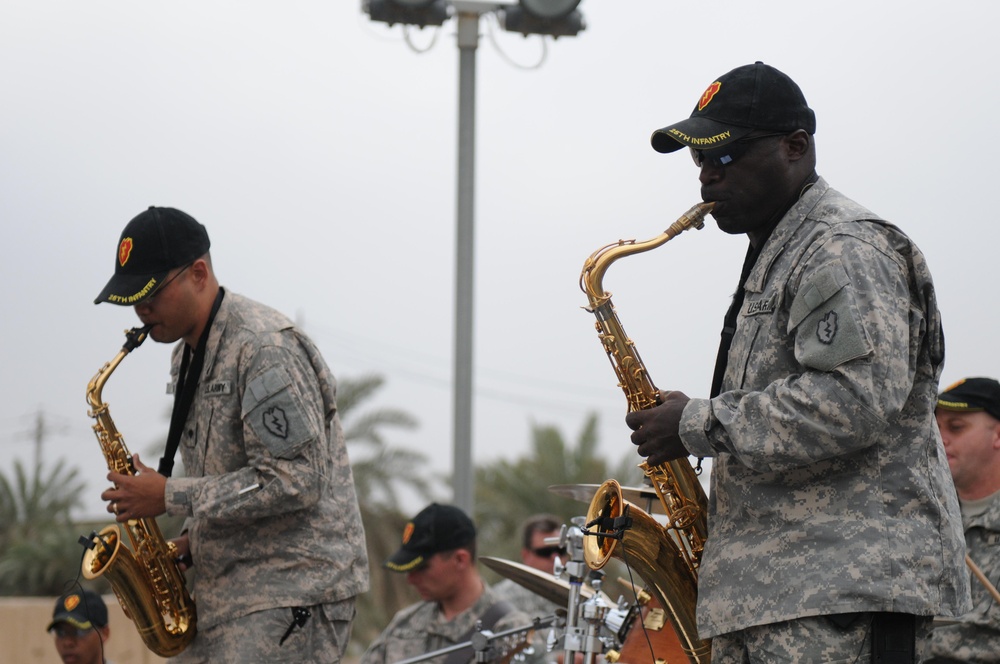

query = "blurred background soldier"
[
  {"left": 361, "top": 503, "right": 543, "bottom": 664},
  {"left": 493, "top": 514, "right": 565, "bottom": 663},
  {"left": 925, "top": 377, "right": 1000, "bottom": 662},
  {"left": 47, "top": 589, "right": 111, "bottom": 664}
]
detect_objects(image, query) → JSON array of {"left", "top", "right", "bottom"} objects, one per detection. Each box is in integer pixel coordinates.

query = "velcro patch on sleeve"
[
  {"left": 243, "top": 366, "right": 318, "bottom": 459},
  {"left": 788, "top": 262, "right": 872, "bottom": 371}
]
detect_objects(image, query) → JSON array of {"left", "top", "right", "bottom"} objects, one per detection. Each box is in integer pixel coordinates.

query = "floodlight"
[
  {"left": 501, "top": 0, "right": 585, "bottom": 38},
  {"left": 521, "top": 0, "right": 581, "bottom": 19},
  {"left": 363, "top": 0, "right": 450, "bottom": 27}
]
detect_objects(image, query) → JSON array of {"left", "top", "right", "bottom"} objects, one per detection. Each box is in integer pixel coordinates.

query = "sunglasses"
[
  {"left": 689, "top": 132, "right": 787, "bottom": 168},
  {"left": 531, "top": 545, "right": 567, "bottom": 558}
]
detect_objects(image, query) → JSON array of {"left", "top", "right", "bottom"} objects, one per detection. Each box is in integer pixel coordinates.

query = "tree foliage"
[
  {"left": 0, "top": 459, "right": 90, "bottom": 595},
  {"left": 341, "top": 374, "right": 438, "bottom": 658},
  {"left": 473, "top": 412, "right": 644, "bottom": 569}
]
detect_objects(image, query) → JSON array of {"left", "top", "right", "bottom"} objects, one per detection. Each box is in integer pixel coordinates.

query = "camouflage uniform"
[
  {"left": 925, "top": 492, "right": 1000, "bottom": 662},
  {"left": 360, "top": 583, "right": 543, "bottom": 664},
  {"left": 161, "top": 290, "right": 369, "bottom": 662},
  {"left": 493, "top": 578, "right": 562, "bottom": 661},
  {"left": 678, "top": 179, "right": 971, "bottom": 646}
]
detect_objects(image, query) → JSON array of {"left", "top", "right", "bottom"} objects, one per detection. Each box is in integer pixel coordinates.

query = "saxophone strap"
[
  {"left": 711, "top": 241, "right": 757, "bottom": 399},
  {"left": 159, "top": 287, "right": 225, "bottom": 477},
  {"left": 709, "top": 176, "right": 818, "bottom": 399}
]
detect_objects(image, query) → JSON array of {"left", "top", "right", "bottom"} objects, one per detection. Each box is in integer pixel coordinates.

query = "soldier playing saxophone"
[
  {"left": 624, "top": 63, "right": 969, "bottom": 662},
  {"left": 93, "top": 206, "right": 368, "bottom": 662}
]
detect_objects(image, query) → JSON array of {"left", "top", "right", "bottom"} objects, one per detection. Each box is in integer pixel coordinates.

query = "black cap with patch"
[
  {"left": 94, "top": 206, "right": 210, "bottom": 306},
  {"left": 651, "top": 61, "right": 816, "bottom": 154},
  {"left": 384, "top": 503, "right": 476, "bottom": 573},
  {"left": 47, "top": 589, "right": 108, "bottom": 631},
  {"left": 937, "top": 377, "right": 1000, "bottom": 421}
]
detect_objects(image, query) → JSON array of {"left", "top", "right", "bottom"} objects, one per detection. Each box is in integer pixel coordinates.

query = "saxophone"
[
  {"left": 579, "top": 202, "right": 713, "bottom": 663},
  {"left": 82, "top": 325, "right": 197, "bottom": 657}
]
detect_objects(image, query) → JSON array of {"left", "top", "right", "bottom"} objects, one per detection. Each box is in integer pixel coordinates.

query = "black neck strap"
[
  {"left": 710, "top": 242, "right": 760, "bottom": 398},
  {"left": 709, "top": 176, "right": 818, "bottom": 398},
  {"left": 158, "top": 288, "right": 225, "bottom": 477}
]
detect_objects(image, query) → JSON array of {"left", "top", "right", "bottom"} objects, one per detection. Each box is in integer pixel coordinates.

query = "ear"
[
  {"left": 188, "top": 257, "right": 211, "bottom": 288},
  {"left": 785, "top": 129, "right": 811, "bottom": 162},
  {"left": 453, "top": 548, "right": 473, "bottom": 569}
]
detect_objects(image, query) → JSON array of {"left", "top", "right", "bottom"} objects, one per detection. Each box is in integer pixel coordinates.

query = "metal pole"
[{"left": 452, "top": 7, "right": 480, "bottom": 514}]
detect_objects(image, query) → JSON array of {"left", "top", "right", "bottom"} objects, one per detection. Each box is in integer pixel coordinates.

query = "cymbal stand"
[{"left": 554, "top": 517, "right": 611, "bottom": 664}]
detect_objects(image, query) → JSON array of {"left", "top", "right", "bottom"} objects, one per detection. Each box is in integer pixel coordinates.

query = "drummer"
[
  {"left": 359, "top": 503, "right": 545, "bottom": 664},
  {"left": 493, "top": 514, "right": 573, "bottom": 663}
]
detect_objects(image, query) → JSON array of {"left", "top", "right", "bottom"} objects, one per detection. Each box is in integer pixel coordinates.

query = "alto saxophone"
[
  {"left": 579, "top": 202, "right": 713, "bottom": 664},
  {"left": 82, "top": 325, "right": 197, "bottom": 657}
]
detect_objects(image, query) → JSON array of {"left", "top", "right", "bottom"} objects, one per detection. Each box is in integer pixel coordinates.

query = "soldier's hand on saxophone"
[
  {"left": 626, "top": 390, "right": 690, "bottom": 467},
  {"left": 101, "top": 452, "right": 166, "bottom": 523}
]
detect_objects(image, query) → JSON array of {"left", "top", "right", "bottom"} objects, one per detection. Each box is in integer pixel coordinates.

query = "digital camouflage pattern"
[
  {"left": 712, "top": 613, "right": 933, "bottom": 663},
  {"left": 162, "top": 291, "right": 369, "bottom": 652},
  {"left": 360, "top": 583, "right": 544, "bottom": 664},
  {"left": 924, "top": 492, "right": 1000, "bottom": 662},
  {"left": 679, "top": 179, "right": 971, "bottom": 638},
  {"left": 493, "top": 578, "right": 563, "bottom": 662},
  {"left": 175, "top": 599, "right": 355, "bottom": 664}
]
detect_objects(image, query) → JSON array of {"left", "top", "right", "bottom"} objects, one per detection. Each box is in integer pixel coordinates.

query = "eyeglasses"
[
  {"left": 531, "top": 545, "right": 567, "bottom": 558},
  {"left": 146, "top": 263, "right": 192, "bottom": 302},
  {"left": 689, "top": 132, "right": 787, "bottom": 168},
  {"left": 50, "top": 625, "right": 94, "bottom": 640}
]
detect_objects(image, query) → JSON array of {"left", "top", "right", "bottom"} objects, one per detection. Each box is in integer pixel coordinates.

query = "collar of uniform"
[{"left": 742, "top": 177, "right": 830, "bottom": 294}]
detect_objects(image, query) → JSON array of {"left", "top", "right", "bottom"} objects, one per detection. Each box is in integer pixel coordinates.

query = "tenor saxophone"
[
  {"left": 82, "top": 325, "right": 197, "bottom": 657},
  {"left": 579, "top": 202, "right": 713, "bottom": 663}
]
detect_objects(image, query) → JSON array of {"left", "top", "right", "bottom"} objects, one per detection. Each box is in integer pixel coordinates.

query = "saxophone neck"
[
  {"left": 579, "top": 202, "right": 714, "bottom": 305},
  {"left": 86, "top": 325, "right": 153, "bottom": 412}
]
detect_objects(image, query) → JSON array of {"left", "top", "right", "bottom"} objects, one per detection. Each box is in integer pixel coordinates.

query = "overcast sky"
[{"left": 2, "top": 0, "right": 997, "bottom": 520}]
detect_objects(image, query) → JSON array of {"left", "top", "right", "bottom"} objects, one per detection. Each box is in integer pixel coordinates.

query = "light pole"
[{"left": 362, "top": 0, "right": 585, "bottom": 513}]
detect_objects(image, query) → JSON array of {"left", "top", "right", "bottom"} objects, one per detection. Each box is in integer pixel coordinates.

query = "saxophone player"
[
  {"left": 624, "top": 63, "right": 970, "bottom": 662},
  {"left": 93, "top": 207, "right": 369, "bottom": 662}
]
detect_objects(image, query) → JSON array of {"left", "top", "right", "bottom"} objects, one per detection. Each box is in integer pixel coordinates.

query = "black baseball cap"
[
  {"left": 94, "top": 206, "right": 210, "bottom": 306},
  {"left": 384, "top": 503, "right": 477, "bottom": 573},
  {"left": 937, "top": 377, "right": 1000, "bottom": 421},
  {"left": 651, "top": 61, "right": 816, "bottom": 154},
  {"left": 47, "top": 589, "right": 108, "bottom": 631}
]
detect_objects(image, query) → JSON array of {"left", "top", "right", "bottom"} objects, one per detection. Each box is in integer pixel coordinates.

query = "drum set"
[{"left": 402, "top": 482, "right": 688, "bottom": 664}]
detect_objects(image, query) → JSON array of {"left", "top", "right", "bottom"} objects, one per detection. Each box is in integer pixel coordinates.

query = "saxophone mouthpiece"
[{"left": 122, "top": 324, "right": 153, "bottom": 353}]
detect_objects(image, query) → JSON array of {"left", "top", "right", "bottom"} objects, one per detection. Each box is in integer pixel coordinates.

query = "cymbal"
[
  {"left": 548, "top": 483, "right": 663, "bottom": 513},
  {"left": 480, "top": 556, "right": 605, "bottom": 607}
]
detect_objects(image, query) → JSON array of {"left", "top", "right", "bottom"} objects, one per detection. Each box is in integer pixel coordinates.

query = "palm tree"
[
  {"left": 473, "top": 412, "right": 644, "bottom": 565},
  {"left": 0, "top": 459, "right": 90, "bottom": 595},
  {"left": 340, "top": 373, "right": 439, "bottom": 657}
]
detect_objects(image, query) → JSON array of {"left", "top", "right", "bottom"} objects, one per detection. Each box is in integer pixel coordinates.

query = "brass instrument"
[
  {"left": 82, "top": 325, "right": 197, "bottom": 657},
  {"left": 579, "top": 202, "right": 714, "bottom": 663}
]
